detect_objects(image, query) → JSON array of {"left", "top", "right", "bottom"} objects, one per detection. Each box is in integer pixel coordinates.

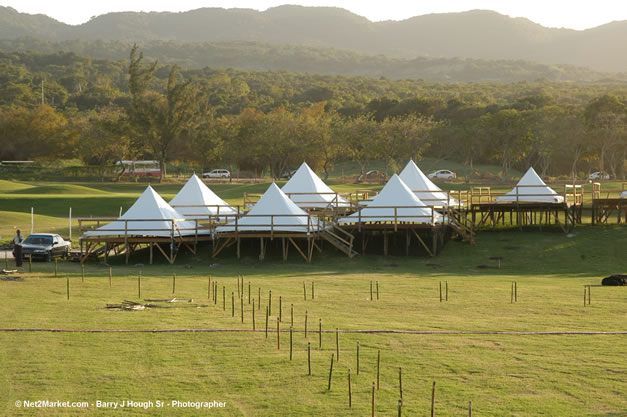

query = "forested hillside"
[
  {"left": 1, "top": 6, "right": 627, "bottom": 72},
  {"left": 1, "top": 38, "right": 624, "bottom": 83},
  {"left": 0, "top": 48, "right": 625, "bottom": 182}
]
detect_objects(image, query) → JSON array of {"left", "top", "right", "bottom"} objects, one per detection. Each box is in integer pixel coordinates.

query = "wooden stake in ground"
[
  {"left": 336, "top": 328, "right": 340, "bottom": 361},
  {"left": 377, "top": 350, "right": 381, "bottom": 390},
  {"left": 241, "top": 296, "right": 244, "bottom": 323},
  {"left": 327, "top": 353, "right": 334, "bottom": 390},
  {"left": 109, "top": 267, "right": 112, "bottom": 287},
  {"left": 431, "top": 381, "right": 436, "bottom": 417},
  {"left": 370, "top": 280, "right": 373, "bottom": 301},
  {"left": 305, "top": 310, "right": 308, "bottom": 338},
  {"left": 289, "top": 326, "right": 293, "bottom": 360},
  {"left": 348, "top": 368, "right": 352, "bottom": 407},
  {"left": 398, "top": 398, "right": 402, "bottom": 417},
  {"left": 371, "top": 382, "right": 375, "bottom": 417},
  {"left": 248, "top": 281, "right": 251, "bottom": 304},
  {"left": 376, "top": 280, "right": 379, "bottom": 300},
  {"left": 277, "top": 317, "right": 280, "bottom": 350},
  {"left": 138, "top": 271, "right": 141, "bottom": 299},
  {"left": 279, "top": 296, "right": 282, "bottom": 322},
  {"left": 231, "top": 292, "right": 235, "bottom": 317},
  {"left": 29, "top": 255, "right": 32, "bottom": 273},
  {"left": 303, "top": 281, "right": 307, "bottom": 300},
  {"left": 291, "top": 304, "right": 294, "bottom": 327},
  {"left": 445, "top": 280, "right": 448, "bottom": 301},
  {"left": 252, "top": 298, "right": 256, "bottom": 330},
  {"left": 469, "top": 400, "right": 472, "bottom": 417},
  {"left": 515, "top": 281, "right": 518, "bottom": 302},
  {"left": 265, "top": 306, "right": 269, "bottom": 338},
  {"left": 172, "top": 273, "right": 176, "bottom": 294},
  {"left": 307, "top": 341, "right": 311, "bottom": 375},
  {"left": 439, "top": 281, "right": 442, "bottom": 302},
  {"left": 312, "top": 281, "right": 315, "bottom": 299},
  {"left": 269, "top": 290, "right": 272, "bottom": 316},
  {"left": 319, "top": 319, "right": 322, "bottom": 349},
  {"left": 511, "top": 281, "right": 514, "bottom": 304},
  {"left": 356, "top": 341, "right": 360, "bottom": 375},
  {"left": 258, "top": 287, "right": 261, "bottom": 310},
  {"left": 584, "top": 286, "right": 587, "bottom": 307},
  {"left": 66, "top": 276, "right": 69, "bottom": 300},
  {"left": 399, "top": 367, "right": 403, "bottom": 400},
  {"left": 588, "top": 285, "right": 591, "bottom": 304}
]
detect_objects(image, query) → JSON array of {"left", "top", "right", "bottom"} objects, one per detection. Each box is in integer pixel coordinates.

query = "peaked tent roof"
[
  {"left": 399, "top": 160, "right": 459, "bottom": 207},
  {"left": 339, "top": 175, "right": 443, "bottom": 224},
  {"left": 495, "top": 167, "right": 564, "bottom": 203},
  {"left": 216, "top": 183, "right": 322, "bottom": 233},
  {"left": 281, "top": 162, "right": 350, "bottom": 208},
  {"left": 85, "top": 186, "right": 202, "bottom": 237},
  {"left": 170, "top": 174, "right": 236, "bottom": 219}
]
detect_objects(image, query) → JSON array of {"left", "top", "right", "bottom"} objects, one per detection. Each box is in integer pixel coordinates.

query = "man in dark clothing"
[{"left": 13, "top": 229, "right": 23, "bottom": 267}]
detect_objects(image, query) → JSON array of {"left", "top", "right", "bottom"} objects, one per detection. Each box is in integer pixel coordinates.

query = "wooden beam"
[
  {"left": 411, "top": 228, "right": 434, "bottom": 257},
  {"left": 289, "top": 237, "right": 308, "bottom": 262}
]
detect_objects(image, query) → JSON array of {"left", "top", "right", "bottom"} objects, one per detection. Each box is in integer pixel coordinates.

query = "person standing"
[{"left": 13, "top": 229, "right": 23, "bottom": 267}]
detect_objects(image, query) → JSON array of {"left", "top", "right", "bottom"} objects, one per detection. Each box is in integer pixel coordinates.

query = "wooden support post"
[
  {"left": 376, "top": 280, "right": 379, "bottom": 300},
  {"left": 371, "top": 382, "right": 376, "bottom": 417},
  {"left": 328, "top": 353, "right": 334, "bottom": 390},
  {"left": 319, "top": 319, "right": 322, "bottom": 349},
  {"left": 289, "top": 326, "right": 293, "bottom": 360},
  {"left": 399, "top": 367, "right": 403, "bottom": 400},
  {"left": 307, "top": 342, "right": 311, "bottom": 376},
  {"left": 29, "top": 255, "right": 32, "bottom": 273},
  {"left": 445, "top": 280, "right": 448, "bottom": 301},
  {"left": 269, "top": 290, "right": 272, "bottom": 316},
  {"left": 66, "top": 276, "right": 70, "bottom": 300},
  {"left": 279, "top": 296, "right": 282, "bottom": 322},
  {"left": 265, "top": 306, "right": 269, "bottom": 338},
  {"left": 431, "top": 381, "right": 436, "bottom": 417},
  {"left": 305, "top": 310, "right": 308, "bottom": 338},
  {"left": 312, "top": 281, "right": 315, "bottom": 299},
  {"left": 370, "top": 280, "right": 373, "bottom": 301},
  {"left": 172, "top": 273, "right": 176, "bottom": 294},
  {"left": 303, "top": 281, "right": 307, "bottom": 301},
  {"left": 241, "top": 296, "right": 244, "bottom": 323},
  {"left": 258, "top": 287, "right": 261, "bottom": 310},
  {"left": 248, "top": 281, "right": 251, "bottom": 304},
  {"left": 439, "top": 281, "right": 442, "bottom": 302},
  {"left": 237, "top": 276, "right": 240, "bottom": 298},
  {"left": 252, "top": 298, "right": 256, "bottom": 330},
  {"left": 348, "top": 368, "right": 352, "bottom": 407},
  {"left": 276, "top": 317, "right": 280, "bottom": 350},
  {"left": 377, "top": 349, "right": 381, "bottom": 390},
  {"left": 231, "top": 292, "right": 235, "bottom": 317}
]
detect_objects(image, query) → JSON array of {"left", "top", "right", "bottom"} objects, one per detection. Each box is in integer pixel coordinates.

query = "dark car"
[{"left": 21, "top": 233, "right": 71, "bottom": 262}]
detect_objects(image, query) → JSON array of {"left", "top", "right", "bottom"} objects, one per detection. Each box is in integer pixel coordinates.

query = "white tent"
[
  {"left": 84, "top": 186, "right": 201, "bottom": 237},
  {"left": 281, "top": 162, "right": 350, "bottom": 208},
  {"left": 339, "top": 174, "right": 443, "bottom": 224},
  {"left": 216, "top": 183, "right": 322, "bottom": 233},
  {"left": 399, "top": 160, "right": 459, "bottom": 207},
  {"left": 170, "top": 174, "right": 237, "bottom": 219},
  {"left": 496, "top": 167, "right": 564, "bottom": 203}
]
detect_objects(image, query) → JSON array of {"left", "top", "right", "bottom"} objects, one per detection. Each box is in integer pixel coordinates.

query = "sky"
[{"left": 1, "top": 0, "right": 626, "bottom": 30}]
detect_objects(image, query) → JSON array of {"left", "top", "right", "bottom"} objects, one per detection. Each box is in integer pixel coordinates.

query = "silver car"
[{"left": 21, "top": 233, "right": 71, "bottom": 262}]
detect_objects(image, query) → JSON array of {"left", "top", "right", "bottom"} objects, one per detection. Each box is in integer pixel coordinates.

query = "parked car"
[
  {"left": 427, "top": 169, "right": 456, "bottom": 180},
  {"left": 280, "top": 170, "right": 297, "bottom": 179},
  {"left": 21, "top": 233, "right": 71, "bottom": 262},
  {"left": 202, "top": 169, "right": 230, "bottom": 179},
  {"left": 587, "top": 171, "right": 610, "bottom": 181}
]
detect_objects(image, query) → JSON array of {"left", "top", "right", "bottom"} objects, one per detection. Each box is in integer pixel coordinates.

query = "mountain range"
[{"left": 1, "top": 5, "right": 626, "bottom": 73}]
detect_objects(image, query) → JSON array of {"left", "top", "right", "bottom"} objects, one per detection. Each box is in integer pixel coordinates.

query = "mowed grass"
[{"left": 0, "top": 225, "right": 625, "bottom": 416}]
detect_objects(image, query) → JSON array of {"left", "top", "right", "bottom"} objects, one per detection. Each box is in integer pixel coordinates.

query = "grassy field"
[{"left": 0, "top": 179, "right": 625, "bottom": 416}]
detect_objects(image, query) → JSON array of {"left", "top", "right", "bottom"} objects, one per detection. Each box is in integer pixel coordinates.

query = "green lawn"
[{"left": 0, "top": 224, "right": 625, "bottom": 416}]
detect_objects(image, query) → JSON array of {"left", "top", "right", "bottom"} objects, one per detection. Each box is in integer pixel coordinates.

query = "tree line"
[{"left": 0, "top": 47, "right": 625, "bottom": 181}]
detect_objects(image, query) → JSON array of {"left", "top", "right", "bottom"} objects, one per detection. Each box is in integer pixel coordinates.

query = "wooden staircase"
[
  {"left": 448, "top": 208, "right": 476, "bottom": 244},
  {"left": 320, "top": 225, "right": 358, "bottom": 258}
]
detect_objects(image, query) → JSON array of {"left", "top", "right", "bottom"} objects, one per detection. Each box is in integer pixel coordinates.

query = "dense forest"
[
  {"left": 0, "top": 47, "right": 625, "bottom": 181},
  {"left": 2, "top": 6, "right": 627, "bottom": 73}
]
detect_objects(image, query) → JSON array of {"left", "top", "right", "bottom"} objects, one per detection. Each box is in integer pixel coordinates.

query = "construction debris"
[
  {"left": 144, "top": 297, "right": 194, "bottom": 303},
  {"left": 105, "top": 300, "right": 166, "bottom": 311}
]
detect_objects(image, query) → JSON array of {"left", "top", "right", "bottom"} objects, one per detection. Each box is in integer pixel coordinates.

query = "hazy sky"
[{"left": 1, "top": 0, "right": 626, "bottom": 30}]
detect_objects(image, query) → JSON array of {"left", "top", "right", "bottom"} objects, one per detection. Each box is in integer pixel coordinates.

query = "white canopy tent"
[
  {"left": 339, "top": 175, "right": 443, "bottom": 225},
  {"left": 281, "top": 162, "right": 350, "bottom": 208},
  {"left": 399, "top": 160, "right": 459, "bottom": 207},
  {"left": 216, "top": 183, "right": 323, "bottom": 234},
  {"left": 170, "top": 174, "right": 237, "bottom": 220},
  {"left": 495, "top": 167, "right": 564, "bottom": 203},
  {"left": 84, "top": 186, "right": 201, "bottom": 237}
]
